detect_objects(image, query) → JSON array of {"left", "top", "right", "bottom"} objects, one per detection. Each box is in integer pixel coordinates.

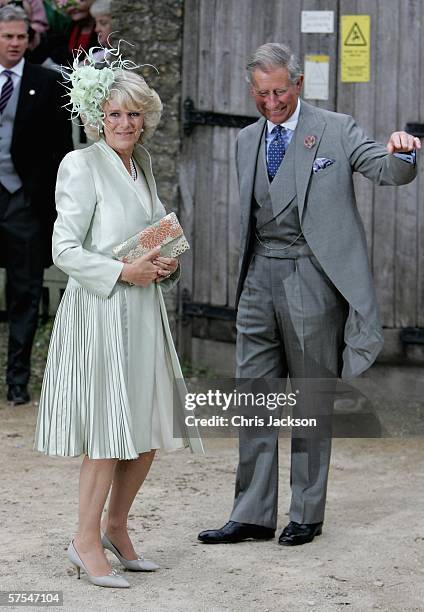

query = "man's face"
[
  {"left": 0, "top": 20, "right": 28, "bottom": 68},
  {"left": 251, "top": 66, "right": 303, "bottom": 124}
]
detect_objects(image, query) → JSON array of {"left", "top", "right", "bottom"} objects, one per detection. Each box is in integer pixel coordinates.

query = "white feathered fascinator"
[{"left": 61, "top": 39, "right": 156, "bottom": 129}]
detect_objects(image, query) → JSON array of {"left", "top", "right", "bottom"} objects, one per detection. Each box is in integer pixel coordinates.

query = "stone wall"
[{"left": 111, "top": 0, "right": 184, "bottom": 327}]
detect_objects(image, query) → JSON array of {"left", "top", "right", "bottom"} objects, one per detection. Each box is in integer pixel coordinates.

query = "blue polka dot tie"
[{"left": 267, "top": 125, "right": 287, "bottom": 181}]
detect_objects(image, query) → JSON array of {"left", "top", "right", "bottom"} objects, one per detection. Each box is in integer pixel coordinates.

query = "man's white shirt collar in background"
[{"left": 0, "top": 58, "right": 25, "bottom": 83}]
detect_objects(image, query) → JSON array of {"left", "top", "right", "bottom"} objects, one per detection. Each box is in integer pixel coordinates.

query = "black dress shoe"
[
  {"left": 198, "top": 521, "right": 275, "bottom": 544},
  {"left": 278, "top": 521, "right": 323, "bottom": 546},
  {"left": 7, "top": 385, "right": 30, "bottom": 405}
]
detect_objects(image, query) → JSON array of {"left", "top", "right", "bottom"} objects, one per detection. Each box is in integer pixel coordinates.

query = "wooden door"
[{"left": 179, "top": 0, "right": 423, "bottom": 363}]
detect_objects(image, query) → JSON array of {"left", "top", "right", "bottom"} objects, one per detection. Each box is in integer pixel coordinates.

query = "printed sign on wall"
[
  {"left": 341, "top": 15, "right": 371, "bottom": 82},
  {"left": 304, "top": 55, "right": 330, "bottom": 100},
  {"left": 301, "top": 11, "right": 334, "bottom": 33}
]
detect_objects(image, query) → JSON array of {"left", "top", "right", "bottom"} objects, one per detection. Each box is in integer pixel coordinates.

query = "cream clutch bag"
[{"left": 112, "top": 212, "right": 190, "bottom": 262}]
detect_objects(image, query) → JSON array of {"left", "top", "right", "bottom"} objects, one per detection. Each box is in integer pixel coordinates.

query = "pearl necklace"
[{"left": 130, "top": 157, "right": 137, "bottom": 181}]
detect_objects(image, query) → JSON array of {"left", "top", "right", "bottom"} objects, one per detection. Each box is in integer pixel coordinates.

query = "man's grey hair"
[
  {"left": 246, "top": 43, "right": 302, "bottom": 85},
  {"left": 0, "top": 5, "right": 30, "bottom": 29}
]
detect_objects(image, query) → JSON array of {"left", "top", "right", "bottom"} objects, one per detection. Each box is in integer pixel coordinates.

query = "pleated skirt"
[{"left": 35, "top": 278, "right": 185, "bottom": 459}]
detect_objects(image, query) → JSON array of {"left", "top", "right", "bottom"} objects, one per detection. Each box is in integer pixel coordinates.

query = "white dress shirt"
[
  {"left": 265, "top": 98, "right": 301, "bottom": 156},
  {"left": 0, "top": 58, "right": 25, "bottom": 90}
]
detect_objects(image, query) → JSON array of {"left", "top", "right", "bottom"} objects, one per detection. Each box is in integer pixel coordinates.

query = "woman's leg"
[
  {"left": 73, "top": 456, "right": 117, "bottom": 576},
  {"left": 102, "top": 450, "right": 156, "bottom": 559}
]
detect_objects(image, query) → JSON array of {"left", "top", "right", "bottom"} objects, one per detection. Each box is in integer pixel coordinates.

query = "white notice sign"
[
  {"left": 304, "top": 55, "right": 330, "bottom": 101},
  {"left": 301, "top": 11, "right": 334, "bottom": 33}
]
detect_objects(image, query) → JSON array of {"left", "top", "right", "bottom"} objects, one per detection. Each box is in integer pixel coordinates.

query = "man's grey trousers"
[{"left": 231, "top": 252, "right": 347, "bottom": 527}]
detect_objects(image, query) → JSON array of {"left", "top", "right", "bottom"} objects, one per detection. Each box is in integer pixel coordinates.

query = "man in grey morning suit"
[{"left": 198, "top": 43, "right": 420, "bottom": 546}]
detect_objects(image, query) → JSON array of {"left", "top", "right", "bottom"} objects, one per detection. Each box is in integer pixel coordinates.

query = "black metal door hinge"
[
  {"left": 182, "top": 300, "right": 236, "bottom": 321},
  {"left": 183, "top": 97, "right": 257, "bottom": 135},
  {"left": 400, "top": 327, "right": 424, "bottom": 345},
  {"left": 405, "top": 123, "right": 424, "bottom": 138}
]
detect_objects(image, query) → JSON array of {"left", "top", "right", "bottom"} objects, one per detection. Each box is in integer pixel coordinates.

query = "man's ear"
[{"left": 296, "top": 75, "right": 304, "bottom": 94}]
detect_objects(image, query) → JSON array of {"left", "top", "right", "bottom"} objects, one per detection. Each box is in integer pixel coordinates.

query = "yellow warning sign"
[{"left": 341, "top": 15, "right": 370, "bottom": 82}]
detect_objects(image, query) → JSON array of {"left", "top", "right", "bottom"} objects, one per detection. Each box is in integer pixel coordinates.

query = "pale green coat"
[{"left": 35, "top": 139, "right": 203, "bottom": 458}]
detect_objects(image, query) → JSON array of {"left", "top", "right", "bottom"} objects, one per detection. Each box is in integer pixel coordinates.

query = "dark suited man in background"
[
  {"left": 198, "top": 43, "right": 419, "bottom": 547},
  {"left": 0, "top": 5, "right": 73, "bottom": 404}
]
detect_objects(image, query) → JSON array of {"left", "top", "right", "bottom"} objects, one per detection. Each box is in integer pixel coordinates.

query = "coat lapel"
[
  {"left": 133, "top": 143, "right": 160, "bottom": 218},
  {"left": 238, "top": 117, "right": 265, "bottom": 236},
  {"left": 294, "top": 101, "right": 326, "bottom": 220},
  {"left": 12, "top": 63, "right": 38, "bottom": 145},
  {"left": 265, "top": 136, "right": 297, "bottom": 222}
]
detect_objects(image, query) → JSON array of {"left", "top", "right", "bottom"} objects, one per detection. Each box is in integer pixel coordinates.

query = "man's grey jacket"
[{"left": 235, "top": 101, "right": 417, "bottom": 379}]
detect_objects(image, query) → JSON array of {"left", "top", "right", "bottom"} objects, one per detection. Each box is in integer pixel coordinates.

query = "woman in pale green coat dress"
[{"left": 35, "top": 67, "right": 202, "bottom": 588}]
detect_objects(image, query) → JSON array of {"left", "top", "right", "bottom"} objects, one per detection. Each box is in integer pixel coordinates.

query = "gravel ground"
[{"left": 0, "top": 323, "right": 424, "bottom": 612}]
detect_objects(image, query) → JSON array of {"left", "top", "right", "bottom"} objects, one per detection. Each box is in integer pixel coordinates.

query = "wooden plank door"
[{"left": 179, "top": 0, "right": 424, "bottom": 363}]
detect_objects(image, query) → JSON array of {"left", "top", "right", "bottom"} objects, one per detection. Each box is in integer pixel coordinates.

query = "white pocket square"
[{"left": 313, "top": 158, "right": 335, "bottom": 173}]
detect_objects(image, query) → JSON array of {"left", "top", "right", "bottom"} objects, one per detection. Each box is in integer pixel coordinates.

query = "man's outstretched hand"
[{"left": 386, "top": 131, "right": 421, "bottom": 154}]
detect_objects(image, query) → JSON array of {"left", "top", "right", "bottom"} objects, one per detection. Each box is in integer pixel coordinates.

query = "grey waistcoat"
[
  {"left": 253, "top": 125, "right": 310, "bottom": 257},
  {"left": 0, "top": 77, "right": 23, "bottom": 194}
]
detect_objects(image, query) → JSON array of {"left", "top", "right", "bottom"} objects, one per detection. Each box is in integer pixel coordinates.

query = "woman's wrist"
[{"left": 120, "top": 262, "right": 134, "bottom": 285}]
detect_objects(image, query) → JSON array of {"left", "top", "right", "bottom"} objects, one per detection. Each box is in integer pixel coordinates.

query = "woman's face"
[
  {"left": 94, "top": 14, "right": 112, "bottom": 46},
  {"left": 66, "top": 0, "right": 93, "bottom": 21},
  {"left": 103, "top": 100, "right": 144, "bottom": 156}
]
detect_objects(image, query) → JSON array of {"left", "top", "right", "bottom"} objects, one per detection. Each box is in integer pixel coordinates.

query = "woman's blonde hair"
[{"left": 84, "top": 69, "right": 162, "bottom": 142}]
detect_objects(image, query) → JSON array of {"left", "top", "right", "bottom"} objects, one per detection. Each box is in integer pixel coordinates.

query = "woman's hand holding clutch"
[
  {"left": 120, "top": 247, "right": 162, "bottom": 287},
  {"left": 154, "top": 256, "right": 179, "bottom": 283}
]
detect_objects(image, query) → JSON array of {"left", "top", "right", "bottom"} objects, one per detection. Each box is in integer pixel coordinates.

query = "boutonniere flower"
[{"left": 304, "top": 135, "right": 316, "bottom": 149}]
